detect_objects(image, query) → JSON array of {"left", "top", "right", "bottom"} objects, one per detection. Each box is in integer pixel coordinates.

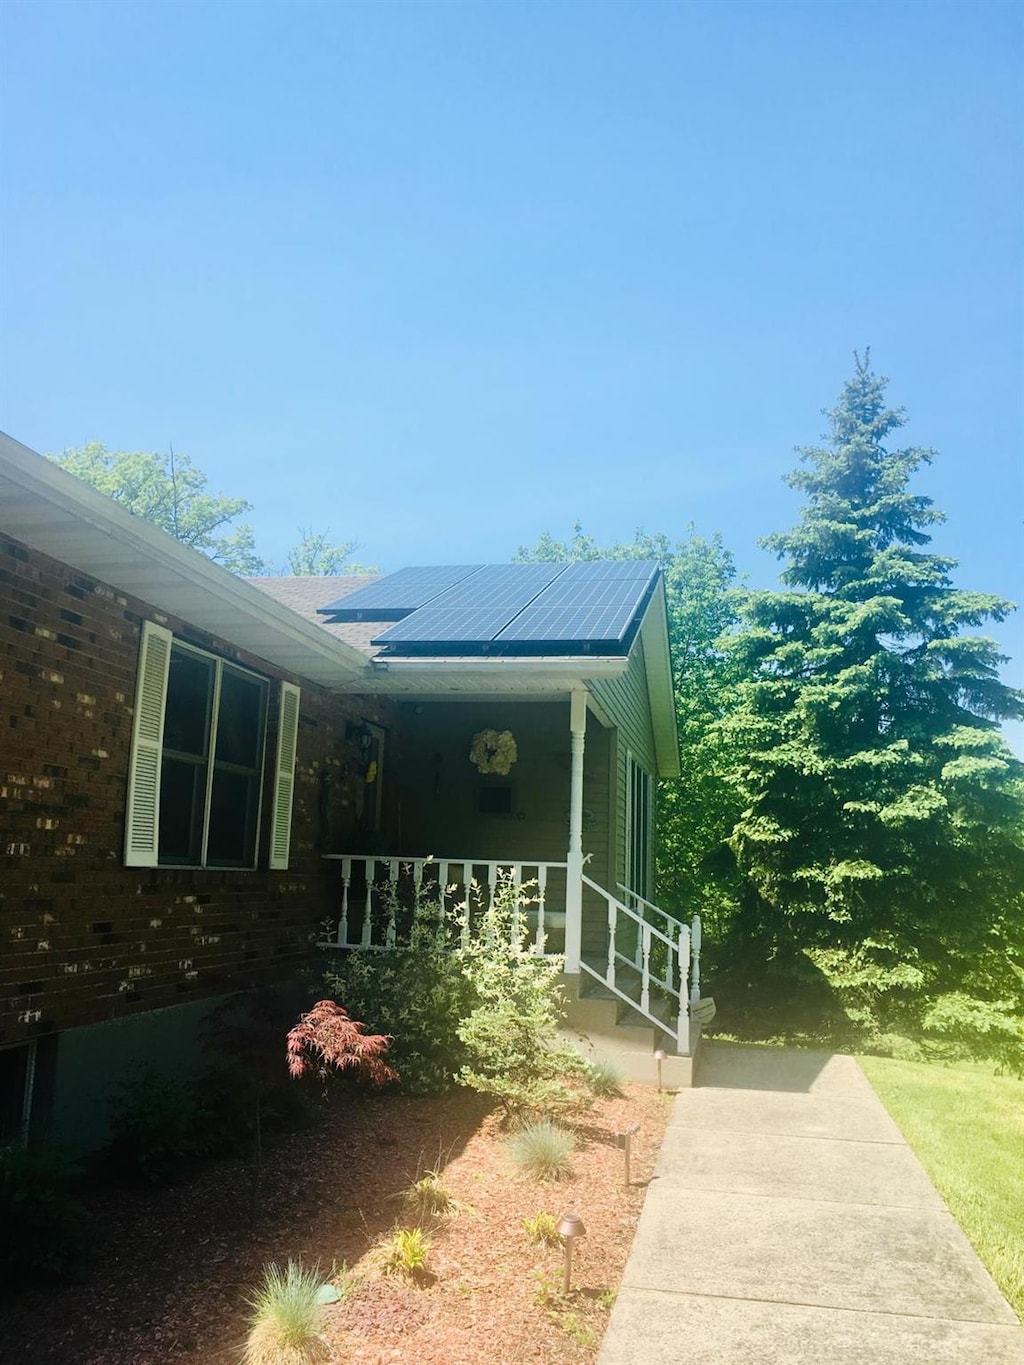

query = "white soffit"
[{"left": 0, "top": 432, "right": 369, "bottom": 687}]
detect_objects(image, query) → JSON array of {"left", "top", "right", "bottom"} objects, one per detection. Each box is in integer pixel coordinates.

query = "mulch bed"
[{"left": 0, "top": 1084, "right": 672, "bottom": 1364}]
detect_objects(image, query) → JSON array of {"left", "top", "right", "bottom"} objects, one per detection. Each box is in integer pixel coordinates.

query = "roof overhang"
[
  {"left": 334, "top": 653, "right": 629, "bottom": 697},
  {"left": 0, "top": 432, "right": 370, "bottom": 688}
]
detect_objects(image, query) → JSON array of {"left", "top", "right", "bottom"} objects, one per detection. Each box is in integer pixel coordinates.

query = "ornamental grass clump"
[
  {"left": 522, "top": 1211, "right": 562, "bottom": 1247},
  {"left": 509, "top": 1119, "right": 575, "bottom": 1181},
  {"left": 376, "top": 1226, "right": 432, "bottom": 1278},
  {"left": 586, "top": 1056, "right": 625, "bottom": 1098},
  {"left": 403, "top": 1167, "right": 458, "bottom": 1224},
  {"left": 244, "top": 1260, "right": 328, "bottom": 1365}
]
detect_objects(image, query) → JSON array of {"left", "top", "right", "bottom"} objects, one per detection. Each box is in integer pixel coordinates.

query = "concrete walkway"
[{"left": 600, "top": 1043, "right": 1024, "bottom": 1364}]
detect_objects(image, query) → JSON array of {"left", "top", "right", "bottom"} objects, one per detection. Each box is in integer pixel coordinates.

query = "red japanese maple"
[{"left": 286, "top": 1000, "right": 399, "bottom": 1087}]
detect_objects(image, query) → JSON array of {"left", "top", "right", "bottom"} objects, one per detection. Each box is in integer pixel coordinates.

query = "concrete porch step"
[{"left": 560, "top": 970, "right": 700, "bottom": 1088}]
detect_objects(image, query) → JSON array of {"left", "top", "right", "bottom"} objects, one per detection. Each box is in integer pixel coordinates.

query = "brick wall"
[{"left": 0, "top": 534, "right": 399, "bottom": 1048}]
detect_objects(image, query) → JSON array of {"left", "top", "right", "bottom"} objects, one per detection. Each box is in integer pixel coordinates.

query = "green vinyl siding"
[{"left": 589, "top": 637, "right": 657, "bottom": 892}]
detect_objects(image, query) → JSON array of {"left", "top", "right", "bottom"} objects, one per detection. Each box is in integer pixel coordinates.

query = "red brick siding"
[{"left": 0, "top": 535, "right": 398, "bottom": 1046}]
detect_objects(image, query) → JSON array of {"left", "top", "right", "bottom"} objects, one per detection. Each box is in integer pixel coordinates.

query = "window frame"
[
  {"left": 158, "top": 639, "right": 270, "bottom": 869},
  {"left": 125, "top": 621, "right": 301, "bottom": 871},
  {"left": 624, "top": 749, "right": 653, "bottom": 901}
]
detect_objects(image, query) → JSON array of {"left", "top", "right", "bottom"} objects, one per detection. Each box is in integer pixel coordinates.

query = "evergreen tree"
[{"left": 724, "top": 355, "right": 1023, "bottom": 1015}]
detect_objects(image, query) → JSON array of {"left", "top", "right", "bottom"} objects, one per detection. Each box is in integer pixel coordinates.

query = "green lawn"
[{"left": 859, "top": 1055, "right": 1024, "bottom": 1322}]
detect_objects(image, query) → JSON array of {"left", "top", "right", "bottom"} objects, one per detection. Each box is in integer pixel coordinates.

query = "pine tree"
[{"left": 725, "top": 355, "right": 1023, "bottom": 1014}]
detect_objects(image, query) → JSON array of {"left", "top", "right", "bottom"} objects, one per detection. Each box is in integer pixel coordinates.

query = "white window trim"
[
  {"left": 624, "top": 749, "right": 653, "bottom": 900},
  {"left": 125, "top": 621, "right": 300, "bottom": 870}
]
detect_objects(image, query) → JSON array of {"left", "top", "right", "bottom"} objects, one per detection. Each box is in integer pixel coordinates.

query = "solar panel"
[
  {"left": 422, "top": 562, "right": 568, "bottom": 611},
  {"left": 372, "top": 607, "right": 517, "bottom": 646},
  {"left": 547, "top": 559, "right": 660, "bottom": 581},
  {"left": 495, "top": 604, "right": 638, "bottom": 643},
  {"left": 533, "top": 576, "right": 656, "bottom": 609},
  {"left": 318, "top": 566, "right": 485, "bottom": 619}
]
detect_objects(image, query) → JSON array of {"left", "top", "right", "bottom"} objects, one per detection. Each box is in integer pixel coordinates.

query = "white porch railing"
[
  {"left": 320, "top": 855, "right": 568, "bottom": 954},
  {"left": 319, "top": 855, "right": 703, "bottom": 1057},
  {"left": 582, "top": 875, "right": 702, "bottom": 1055}
]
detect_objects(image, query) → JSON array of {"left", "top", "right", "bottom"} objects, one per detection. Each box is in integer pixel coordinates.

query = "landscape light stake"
[
  {"left": 615, "top": 1123, "right": 641, "bottom": 1189},
  {"left": 557, "top": 1211, "right": 586, "bottom": 1294},
  {"left": 654, "top": 1048, "right": 667, "bottom": 1093}
]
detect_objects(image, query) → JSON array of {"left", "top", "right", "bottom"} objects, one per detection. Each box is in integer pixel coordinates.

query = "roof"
[{"left": 0, "top": 433, "right": 369, "bottom": 688}]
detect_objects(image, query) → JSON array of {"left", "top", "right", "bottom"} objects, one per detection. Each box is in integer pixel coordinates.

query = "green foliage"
[
  {"left": 522, "top": 1211, "right": 562, "bottom": 1247},
  {"left": 101, "top": 1063, "right": 208, "bottom": 1185},
  {"left": 55, "top": 442, "right": 266, "bottom": 573},
  {"left": 720, "top": 354, "right": 1024, "bottom": 1018},
  {"left": 287, "top": 526, "right": 377, "bottom": 576},
  {"left": 324, "top": 888, "right": 475, "bottom": 1095},
  {"left": 456, "top": 881, "right": 593, "bottom": 1116},
  {"left": 244, "top": 1260, "right": 327, "bottom": 1365},
  {"left": 0, "top": 1143, "right": 92, "bottom": 1287},
  {"left": 585, "top": 1056, "right": 624, "bottom": 1098},
  {"left": 53, "top": 442, "right": 368, "bottom": 579},
  {"left": 508, "top": 1119, "right": 575, "bottom": 1180},
  {"left": 516, "top": 522, "right": 745, "bottom": 926},
  {"left": 376, "top": 1226, "right": 431, "bottom": 1277}
]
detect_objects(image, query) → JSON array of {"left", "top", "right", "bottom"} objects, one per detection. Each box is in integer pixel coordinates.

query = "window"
[
  {"left": 625, "top": 751, "right": 652, "bottom": 901},
  {"left": 125, "top": 622, "right": 300, "bottom": 869}
]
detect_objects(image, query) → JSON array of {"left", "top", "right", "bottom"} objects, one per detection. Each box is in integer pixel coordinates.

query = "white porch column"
[{"left": 564, "top": 687, "right": 587, "bottom": 974}]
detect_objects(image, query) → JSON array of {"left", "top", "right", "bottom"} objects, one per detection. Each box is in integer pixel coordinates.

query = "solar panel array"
[
  {"left": 360, "top": 560, "right": 660, "bottom": 654},
  {"left": 317, "top": 566, "right": 485, "bottom": 619}
]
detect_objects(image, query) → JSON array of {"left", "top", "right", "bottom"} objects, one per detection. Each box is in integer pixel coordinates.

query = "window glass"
[
  {"left": 215, "top": 669, "right": 265, "bottom": 768},
  {"left": 207, "top": 770, "right": 258, "bottom": 865},
  {"left": 163, "top": 651, "right": 212, "bottom": 757},
  {"left": 159, "top": 756, "right": 208, "bottom": 864}
]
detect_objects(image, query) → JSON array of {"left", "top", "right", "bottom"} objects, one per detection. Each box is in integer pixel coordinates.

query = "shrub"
[
  {"left": 376, "top": 1226, "right": 431, "bottom": 1278},
  {"left": 324, "top": 887, "right": 475, "bottom": 1095},
  {"left": 0, "top": 1143, "right": 92, "bottom": 1287},
  {"left": 244, "top": 1260, "right": 328, "bottom": 1365},
  {"left": 457, "top": 879, "right": 593, "bottom": 1117},
  {"left": 286, "top": 1000, "right": 398, "bottom": 1087},
  {"left": 522, "top": 1211, "right": 562, "bottom": 1247},
  {"left": 101, "top": 1064, "right": 207, "bottom": 1185},
  {"left": 508, "top": 1119, "right": 574, "bottom": 1181}
]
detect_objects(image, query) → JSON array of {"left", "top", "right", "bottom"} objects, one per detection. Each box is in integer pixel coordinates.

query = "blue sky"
[{"left": 2, "top": 0, "right": 1022, "bottom": 746}]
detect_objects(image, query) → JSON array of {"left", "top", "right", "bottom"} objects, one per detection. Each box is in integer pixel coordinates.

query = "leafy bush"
[
  {"left": 324, "top": 886, "right": 475, "bottom": 1095},
  {"left": 457, "top": 880, "right": 592, "bottom": 1117},
  {"left": 101, "top": 1064, "right": 208, "bottom": 1185},
  {"left": 508, "top": 1119, "right": 574, "bottom": 1180},
  {"left": 0, "top": 1143, "right": 92, "bottom": 1287},
  {"left": 522, "top": 1211, "right": 562, "bottom": 1247},
  {"left": 244, "top": 1260, "right": 328, "bottom": 1365},
  {"left": 376, "top": 1226, "right": 431, "bottom": 1277}
]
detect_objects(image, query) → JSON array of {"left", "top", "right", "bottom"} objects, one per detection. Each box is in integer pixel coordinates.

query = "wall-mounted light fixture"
[{"left": 345, "top": 720, "right": 374, "bottom": 755}]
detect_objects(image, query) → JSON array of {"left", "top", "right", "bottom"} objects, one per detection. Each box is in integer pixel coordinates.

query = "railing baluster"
[
  {"left": 536, "top": 864, "right": 548, "bottom": 951},
  {"left": 339, "top": 857, "right": 351, "bottom": 946},
  {"left": 640, "top": 924, "right": 651, "bottom": 1015},
  {"left": 438, "top": 861, "right": 450, "bottom": 925},
  {"left": 361, "top": 858, "right": 374, "bottom": 947},
  {"left": 690, "top": 913, "right": 702, "bottom": 1005},
  {"left": 606, "top": 894, "right": 617, "bottom": 990},
  {"left": 385, "top": 859, "right": 398, "bottom": 948}
]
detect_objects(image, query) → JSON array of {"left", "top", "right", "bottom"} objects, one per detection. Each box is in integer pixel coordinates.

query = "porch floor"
[{"left": 599, "top": 1043, "right": 1023, "bottom": 1365}]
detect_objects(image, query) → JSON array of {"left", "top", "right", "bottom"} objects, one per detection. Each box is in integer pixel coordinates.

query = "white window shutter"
[
  {"left": 269, "top": 682, "right": 301, "bottom": 869},
  {"left": 125, "top": 621, "right": 172, "bottom": 867}
]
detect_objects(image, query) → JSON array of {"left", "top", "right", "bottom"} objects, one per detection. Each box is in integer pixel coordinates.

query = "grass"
[
  {"left": 508, "top": 1119, "right": 574, "bottom": 1181},
  {"left": 375, "top": 1225, "right": 432, "bottom": 1277},
  {"left": 244, "top": 1260, "right": 328, "bottom": 1365},
  {"left": 402, "top": 1167, "right": 458, "bottom": 1223},
  {"left": 586, "top": 1057, "right": 624, "bottom": 1098},
  {"left": 522, "top": 1211, "right": 562, "bottom": 1247},
  {"left": 859, "top": 1054, "right": 1024, "bottom": 1322}
]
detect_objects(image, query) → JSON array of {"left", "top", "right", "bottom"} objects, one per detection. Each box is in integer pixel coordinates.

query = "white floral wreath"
[{"left": 470, "top": 728, "right": 518, "bottom": 775}]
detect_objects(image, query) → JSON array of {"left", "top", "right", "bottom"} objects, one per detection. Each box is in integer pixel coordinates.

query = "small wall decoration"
[{"left": 470, "top": 728, "right": 518, "bottom": 775}]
